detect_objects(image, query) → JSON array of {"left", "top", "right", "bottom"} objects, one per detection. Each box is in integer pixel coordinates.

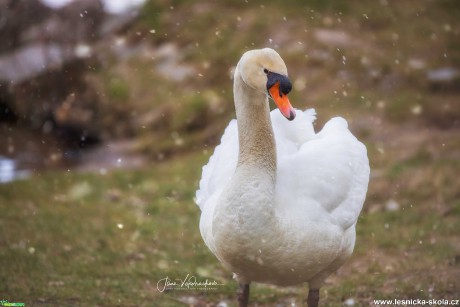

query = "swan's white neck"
[
  {"left": 233, "top": 72, "right": 277, "bottom": 183},
  {"left": 214, "top": 71, "right": 277, "bottom": 223},
  {"left": 212, "top": 68, "right": 279, "bottom": 269}
]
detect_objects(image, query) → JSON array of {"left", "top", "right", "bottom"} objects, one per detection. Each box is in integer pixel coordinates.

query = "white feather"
[
  {"left": 195, "top": 48, "right": 370, "bottom": 291},
  {"left": 196, "top": 108, "right": 369, "bottom": 286}
]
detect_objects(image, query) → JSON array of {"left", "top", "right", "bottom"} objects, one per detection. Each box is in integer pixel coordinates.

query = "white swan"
[{"left": 196, "top": 48, "right": 370, "bottom": 307}]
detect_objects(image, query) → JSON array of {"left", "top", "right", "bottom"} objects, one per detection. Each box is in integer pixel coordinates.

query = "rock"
[
  {"left": 427, "top": 67, "right": 459, "bottom": 82},
  {"left": 0, "top": 0, "right": 51, "bottom": 53},
  {"left": 308, "top": 49, "right": 333, "bottom": 64},
  {"left": 313, "top": 29, "right": 351, "bottom": 47},
  {"left": 344, "top": 298, "right": 356, "bottom": 306},
  {"left": 385, "top": 199, "right": 400, "bottom": 212},
  {"left": 0, "top": 0, "right": 139, "bottom": 143},
  {"left": 0, "top": 43, "right": 70, "bottom": 84},
  {"left": 7, "top": 58, "right": 100, "bottom": 135},
  {"left": 177, "top": 296, "right": 199, "bottom": 305},
  {"left": 24, "top": 0, "right": 104, "bottom": 44},
  {"left": 427, "top": 67, "right": 460, "bottom": 92},
  {"left": 153, "top": 43, "right": 195, "bottom": 81},
  {"left": 407, "top": 58, "right": 426, "bottom": 70}
]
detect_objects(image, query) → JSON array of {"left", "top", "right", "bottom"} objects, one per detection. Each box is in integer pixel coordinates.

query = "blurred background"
[{"left": 0, "top": 0, "right": 459, "bottom": 306}]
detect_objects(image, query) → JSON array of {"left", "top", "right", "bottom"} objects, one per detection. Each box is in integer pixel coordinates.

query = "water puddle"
[
  {"left": 0, "top": 156, "right": 30, "bottom": 183},
  {"left": 0, "top": 124, "right": 147, "bottom": 184}
]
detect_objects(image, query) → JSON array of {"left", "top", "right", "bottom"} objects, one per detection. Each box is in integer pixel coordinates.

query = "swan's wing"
[
  {"left": 275, "top": 117, "right": 370, "bottom": 230},
  {"left": 195, "top": 109, "right": 317, "bottom": 254},
  {"left": 196, "top": 111, "right": 369, "bottom": 232},
  {"left": 196, "top": 120, "right": 239, "bottom": 256},
  {"left": 196, "top": 108, "right": 317, "bottom": 210},
  {"left": 271, "top": 108, "right": 317, "bottom": 157},
  {"left": 196, "top": 119, "right": 239, "bottom": 211}
]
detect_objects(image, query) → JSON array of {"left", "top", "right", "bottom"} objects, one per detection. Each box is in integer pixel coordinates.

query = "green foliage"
[{"left": 107, "top": 77, "right": 130, "bottom": 101}]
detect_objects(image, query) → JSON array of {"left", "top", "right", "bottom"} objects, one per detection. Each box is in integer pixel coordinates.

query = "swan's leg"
[
  {"left": 306, "top": 288, "right": 319, "bottom": 307},
  {"left": 237, "top": 283, "right": 250, "bottom": 307}
]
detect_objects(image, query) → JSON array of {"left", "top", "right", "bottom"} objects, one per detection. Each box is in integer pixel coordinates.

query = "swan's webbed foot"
[
  {"left": 306, "top": 288, "right": 320, "bottom": 307},
  {"left": 237, "top": 283, "right": 250, "bottom": 307}
]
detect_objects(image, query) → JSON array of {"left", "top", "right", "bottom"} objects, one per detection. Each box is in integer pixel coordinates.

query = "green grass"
[
  {"left": 107, "top": 77, "right": 130, "bottom": 102},
  {"left": 1, "top": 149, "right": 459, "bottom": 306},
  {"left": 0, "top": 152, "right": 212, "bottom": 306}
]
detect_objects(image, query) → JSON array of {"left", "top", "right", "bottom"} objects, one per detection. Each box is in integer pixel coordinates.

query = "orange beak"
[{"left": 269, "top": 81, "right": 296, "bottom": 121}]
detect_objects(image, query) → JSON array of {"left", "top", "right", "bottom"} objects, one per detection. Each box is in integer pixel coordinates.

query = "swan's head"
[{"left": 236, "top": 48, "right": 295, "bottom": 120}]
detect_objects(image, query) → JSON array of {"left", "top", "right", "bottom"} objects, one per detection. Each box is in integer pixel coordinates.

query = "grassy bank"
[
  {"left": 1, "top": 149, "right": 459, "bottom": 306},
  {"left": 1, "top": 0, "right": 460, "bottom": 306}
]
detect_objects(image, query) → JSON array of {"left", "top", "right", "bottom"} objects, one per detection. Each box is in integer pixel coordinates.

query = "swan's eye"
[{"left": 263, "top": 68, "right": 269, "bottom": 74}]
